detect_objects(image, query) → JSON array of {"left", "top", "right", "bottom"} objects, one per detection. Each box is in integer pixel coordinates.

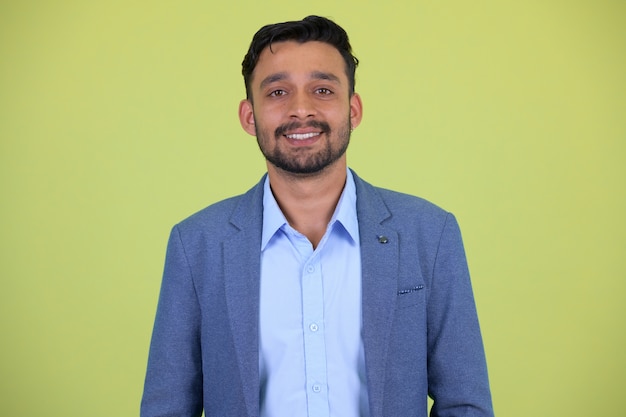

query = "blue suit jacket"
[{"left": 141, "top": 171, "right": 494, "bottom": 417}]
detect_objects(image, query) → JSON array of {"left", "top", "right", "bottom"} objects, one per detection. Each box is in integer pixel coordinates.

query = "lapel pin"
[{"left": 377, "top": 235, "right": 389, "bottom": 244}]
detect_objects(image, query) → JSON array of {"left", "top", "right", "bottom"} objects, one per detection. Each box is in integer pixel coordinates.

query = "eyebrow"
[
  {"left": 259, "top": 71, "right": 342, "bottom": 90},
  {"left": 310, "top": 71, "right": 341, "bottom": 84},
  {"left": 259, "top": 72, "right": 288, "bottom": 90}
]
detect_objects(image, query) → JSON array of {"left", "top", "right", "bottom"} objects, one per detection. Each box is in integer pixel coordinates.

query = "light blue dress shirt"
[{"left": 259, "top": 170, "right": 369, "bottom": 417}]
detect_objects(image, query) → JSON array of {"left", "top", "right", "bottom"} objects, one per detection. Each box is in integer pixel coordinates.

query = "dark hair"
[{"left": 242, "top": 15, "right": 359, "bottom": 99}]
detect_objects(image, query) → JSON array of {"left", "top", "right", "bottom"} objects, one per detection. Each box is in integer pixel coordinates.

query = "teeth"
[{"left": 286, "top": 132, "right": 320, "bottom": 140}]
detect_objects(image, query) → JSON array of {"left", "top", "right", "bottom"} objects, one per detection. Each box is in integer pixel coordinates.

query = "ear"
[
  {"left": 238, "top": 99, "right": 257, "bottom": 136},
  {"left": 349, "top": 93, "right": 363, "bottom": 129}
]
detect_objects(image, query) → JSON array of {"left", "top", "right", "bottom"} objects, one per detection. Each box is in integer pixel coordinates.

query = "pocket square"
[{"left": 397, "top": 285, "right": 424, "bottom": 295}]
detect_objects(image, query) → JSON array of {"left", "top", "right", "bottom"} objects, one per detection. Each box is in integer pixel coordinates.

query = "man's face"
[{"left": 239, "top": 41, "right": 362, "bottom": 175}]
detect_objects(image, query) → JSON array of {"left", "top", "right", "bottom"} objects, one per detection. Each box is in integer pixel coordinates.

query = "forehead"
[{"left": 252, "top": 41, "right": 347, "bottom": 85}]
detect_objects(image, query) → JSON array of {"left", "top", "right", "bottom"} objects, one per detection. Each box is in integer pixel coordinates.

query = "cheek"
[{"left": 254, "top": 107, "right": 281, "bottom": 127}]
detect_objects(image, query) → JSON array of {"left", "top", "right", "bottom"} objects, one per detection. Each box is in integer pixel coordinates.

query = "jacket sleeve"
[
  {"left": 427, "top": 213, "right": 494, "bottom": 417},
  {"left": 140, "top": 225, "right": 203, "bottom": 417}
]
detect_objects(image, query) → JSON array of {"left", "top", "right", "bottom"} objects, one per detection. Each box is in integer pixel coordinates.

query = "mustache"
[{"left": 274, "top": 120, "right": 331, "bottom": 138}]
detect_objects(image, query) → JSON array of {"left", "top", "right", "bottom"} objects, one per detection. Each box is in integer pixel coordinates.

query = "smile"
[{"left": 285, "top": 132, "right": 321, "bottom": 140}]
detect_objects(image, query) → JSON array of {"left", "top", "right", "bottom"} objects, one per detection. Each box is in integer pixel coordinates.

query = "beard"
[{"left": 255, "top": 117, "right": 352, "bottom": 175}]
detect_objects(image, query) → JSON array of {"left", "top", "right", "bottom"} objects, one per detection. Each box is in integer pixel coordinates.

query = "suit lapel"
[
  {"left": 223, "top": 178, "right": 265, "bottom": 417},
  {"left": 354, "top": 172, "right": 399, "bottom": 417}
]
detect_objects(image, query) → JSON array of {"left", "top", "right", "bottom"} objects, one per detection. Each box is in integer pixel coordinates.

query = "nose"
[{"left": 288, "top": 91, "right": 317, "bottom": 119}]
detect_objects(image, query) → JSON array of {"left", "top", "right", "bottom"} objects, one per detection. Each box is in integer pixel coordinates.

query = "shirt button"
[
  {"left": 309, "top": 323, "right": 319, "bottom": 332},
  {"left": 312, "top": 384, "right": 321, "bottom": 393},
  {"left": 306, "top": 265, "right": 315, "bottom": 274}
]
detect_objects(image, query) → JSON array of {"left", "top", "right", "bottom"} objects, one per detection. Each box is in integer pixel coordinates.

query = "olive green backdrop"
[{"left": 1, "top": 1, "right": 624, "bottom": 415}]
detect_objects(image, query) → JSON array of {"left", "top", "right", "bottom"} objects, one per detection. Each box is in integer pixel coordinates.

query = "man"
[{"left": 141, "top": 15, "right": 494, "bottom": 417}]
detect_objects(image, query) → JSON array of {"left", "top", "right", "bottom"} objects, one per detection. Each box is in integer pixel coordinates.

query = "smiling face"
[{"left": 239, "top": 41, "right": 362, "bottom": 176}]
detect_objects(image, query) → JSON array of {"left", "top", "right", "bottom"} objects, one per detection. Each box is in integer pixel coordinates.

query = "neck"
[{"left": 267, "top": 160, "right": 347, "bottom": 248}]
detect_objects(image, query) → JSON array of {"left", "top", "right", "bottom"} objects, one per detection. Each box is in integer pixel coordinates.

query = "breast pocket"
[{"left": 395, "top": 284, "right": 425, "bottom": 309}]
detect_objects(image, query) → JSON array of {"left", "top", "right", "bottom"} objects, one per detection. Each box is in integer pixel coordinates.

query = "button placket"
[{"left": 301, "top": 255, "right": 329, "bottom": 416}]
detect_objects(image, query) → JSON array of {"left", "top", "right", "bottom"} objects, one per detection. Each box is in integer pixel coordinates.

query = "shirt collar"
[{"left": 261, "top": 169, "right": 359, "bottom": 250}]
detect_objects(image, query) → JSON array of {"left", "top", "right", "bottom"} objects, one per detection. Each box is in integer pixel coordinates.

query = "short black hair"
[{"left": 242, "top": 15, "right": 359, "bottom": 99}]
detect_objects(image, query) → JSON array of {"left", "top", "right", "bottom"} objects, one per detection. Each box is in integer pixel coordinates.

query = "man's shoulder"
[
  {"left": 355, "top": 177, "right": 461, "bottom": 253},
  {"left": 174, "top": 176, "right": 265, "bottom": 235},
  {"left": 372, "top": 185, "right": 452, "bottom": 233},
  {"left": 353, "top": 173, "right": 450, "bottom": 222},
  {"left": 375, "top": 185, "right": 446, "bottom": 213},
  {"left": 179, "top": 194, "right": 242, "bottom": 225}
]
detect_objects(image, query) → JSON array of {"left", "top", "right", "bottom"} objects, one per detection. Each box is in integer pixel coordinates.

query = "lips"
[
  {"left": 285, "top": 132, "right": 321, "bottom": 140},
  {"left": 275, "top": 120, "right": 331, "bottom": 139}
]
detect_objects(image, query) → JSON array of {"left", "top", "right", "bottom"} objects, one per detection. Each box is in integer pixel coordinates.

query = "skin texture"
[{"left": 239, "top": 41, "right": 363, "bottom": 247}]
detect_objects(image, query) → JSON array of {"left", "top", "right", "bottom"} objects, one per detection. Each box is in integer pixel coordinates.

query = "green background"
[{"left": 1, "top": 1, "right": 624, "bottom": 415}]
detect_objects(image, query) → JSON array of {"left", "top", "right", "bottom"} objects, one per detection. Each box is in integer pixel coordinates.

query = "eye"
[
  {"left": 268, "top": 89, "right": 287, "bottom": 97},
  {"left": 315, "top": 88, "right": 333, "bottom": 95}
]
